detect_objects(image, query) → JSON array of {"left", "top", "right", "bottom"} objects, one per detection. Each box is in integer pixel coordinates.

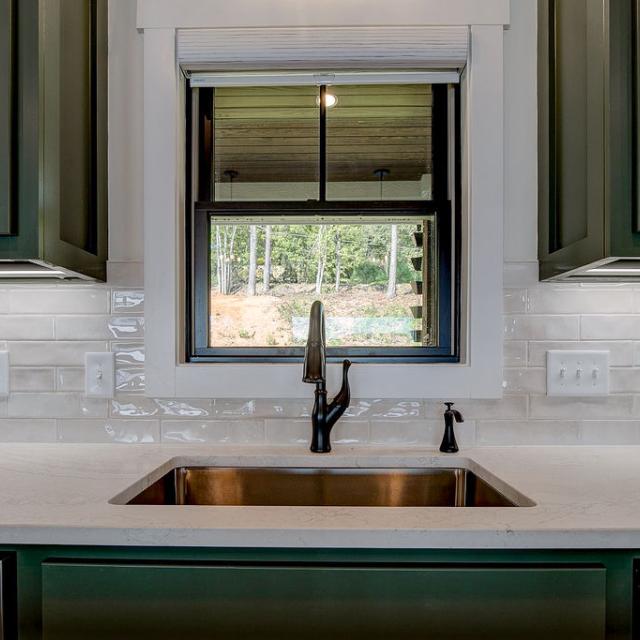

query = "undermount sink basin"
[{"left": 122, "top": 467, "right": 529, "bottom": 507}]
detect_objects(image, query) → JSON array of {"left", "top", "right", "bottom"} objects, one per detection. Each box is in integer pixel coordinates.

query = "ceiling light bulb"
[
  {"left": 325, "top": 93, "right": 337, "bottom": 108},
  {"left": 317, "top": 93, "right": 338, "bottom": 109}
]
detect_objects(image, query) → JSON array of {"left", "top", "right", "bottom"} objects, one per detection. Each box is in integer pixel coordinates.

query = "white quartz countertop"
[{"left": 0, "top": 443, "right": 639, "bottom": 549}]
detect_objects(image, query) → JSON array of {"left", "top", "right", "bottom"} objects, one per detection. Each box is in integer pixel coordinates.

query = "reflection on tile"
[
  {"left": 111, "top": 396, "right": 159, "bottom": 417},
  {"left": 112, "top": 290, "right": 144, "bottom": 313},
  {"left": 112, "top": 342, "right": 145, "bottom": 364},
  {"left": 328, "top": 420, "right": 370, "bottom": 444},
  {"left": 115, "top": 367, "right": 145, "bottom": 393},
  {"left": 55, "top": 316, "right": 144, "bottom": 340},
  {"left": 58, "top": 419, "right": 160, "bottom": 443},
  {"left": 155, "top": 399, "right": 212, "bottom": 417},
  {"left": 162, "top": 419, "right": 264, "bottom": 444},
  {"left": 0, "top": 419, "right": 57, "bottom": 442},
  {"left": 346, "top": 399, "right": 423, "bottom": 419},
  {"left": 212, "top": 399, "right": 256, "bottom": 418}
]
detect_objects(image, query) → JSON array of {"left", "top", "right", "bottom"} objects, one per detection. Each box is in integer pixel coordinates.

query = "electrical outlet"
[
  {"left": 0, "top": 351, "right": 8, "bottom": 397},
  {"left": 546, "top": 350, "right": 609, "bottom": 397},
  {"left": 85, "top": 352, "right": 115, "bottom": 398}
]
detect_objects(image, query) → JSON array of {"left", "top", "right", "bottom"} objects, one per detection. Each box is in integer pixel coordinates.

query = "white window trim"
[{"left": 141, "top": 2, "right": 508, "bottom": 399}]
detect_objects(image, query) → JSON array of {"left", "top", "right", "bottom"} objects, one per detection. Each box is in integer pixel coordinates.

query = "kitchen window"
[{"left": 186, "top": 76, "right": 460, "bottom": 363}]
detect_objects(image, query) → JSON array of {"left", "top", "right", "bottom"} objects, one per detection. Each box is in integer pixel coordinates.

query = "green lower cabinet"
[{"left": 41, "top": 561, "right": 606, "bottom": 640}]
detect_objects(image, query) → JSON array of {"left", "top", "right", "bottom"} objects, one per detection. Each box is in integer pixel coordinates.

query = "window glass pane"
[
  {"left": 213, "top": 87, "right": 319, "bottom": 201},
  {"left": 325, "top": 85, "right": 432, "bottom": 201},
  {"left": 208, "top": 215, "right": 438, "bottom": 349}
]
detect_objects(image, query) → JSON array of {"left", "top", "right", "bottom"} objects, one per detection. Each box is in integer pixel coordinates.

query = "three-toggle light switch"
[{"left": 546, "top": 350, "right": 610, "bottom": 397}]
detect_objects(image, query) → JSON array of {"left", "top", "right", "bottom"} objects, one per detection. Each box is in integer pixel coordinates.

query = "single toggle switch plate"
[
  {"left": 546, "top": 350, "right": 609, "bottom": 397},
  {"left": 85, "top": 352, "right": 115, "bottom": 398}
]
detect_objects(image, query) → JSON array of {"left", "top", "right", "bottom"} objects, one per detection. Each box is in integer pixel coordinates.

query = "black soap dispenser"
[{"left": 439, "top": 402, "right": 464, "bottom": 453}]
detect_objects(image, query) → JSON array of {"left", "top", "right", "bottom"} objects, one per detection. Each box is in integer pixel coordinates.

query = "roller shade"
[{"left": 177, "top": 26, "right": 469, "bottom": 74}]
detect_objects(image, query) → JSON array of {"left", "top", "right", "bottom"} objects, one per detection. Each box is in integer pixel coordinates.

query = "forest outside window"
[{"left": 187, "top": 76, "right": 459, "bottom": 362}]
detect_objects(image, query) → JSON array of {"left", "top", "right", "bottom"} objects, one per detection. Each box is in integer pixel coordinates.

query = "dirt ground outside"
[{"left": 209, "top": 283, "right": 421, "bottom": 347}]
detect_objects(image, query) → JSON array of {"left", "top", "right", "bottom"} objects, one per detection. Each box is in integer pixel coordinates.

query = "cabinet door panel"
[
  {"left": 41, "top": 0, "right": 107, "bottom": 279},
  {"left": 42, "top": 561, "right": 606, "bottom": 640},
  {"left": 0, "top": 0, "right": 16, "bottom": 236}
]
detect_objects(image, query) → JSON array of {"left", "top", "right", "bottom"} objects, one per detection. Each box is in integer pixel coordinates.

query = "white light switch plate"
[
  {"left": 0, "top": 351, "right": 8, "bottom": 397},
  {"left": 85, "top": 352, "right": 115, "bottom": 398},
  {"left": 546, "top": 350, "right": 609, "bottom": 397}
]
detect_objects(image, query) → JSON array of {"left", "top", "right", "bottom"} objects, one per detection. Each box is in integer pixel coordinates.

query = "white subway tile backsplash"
[
  {"left": 10, "top": 368, "right": 55, "bottom": 392},
  {"left": 527, "top": 286, "right": 634, "bottom": 314},
  {"left": 477, "top": 420, "right": 581, "bottom": 445},
  {"left": 163, "top": 419, "right": 265, "bottom": 444},
  {"left": 1, "top": 280, "right": 640, "bottom": 446},
  {"left": 0, "top": 290, "right": 9, "bottom": 313},
  {"left": 529, "top": 395, "right": 635, "bottom": 420},
  {"left": 581, "top": 315, "right": 640, "bottom": 340},
  {"left": 503, "top": 289, "right": 527, "bottom": 314},
  {"left": 504, "top": 341, "right": 527, "bottom": 366},
  {"left": 0, "top": 316, "right": 54, "bottom": 340},
  {"left": 578, "top": 420, "right": 640, "bottom": 445},
  {"left": 610, "top": 369, "right": 640, "bottom": 394},
  {"left": 504, "top": 315, "right": 580, "bottom": 340},
  {"left": 528, "top": 341, "right": 633, "bottom": 367},
  {"left": 9, "top": 288, "right": 109, "bottom": 314},
  {"left": 56, "top": 367, "right": 85, "bottom": 392},
  {"left": 0, "top": 419, "right": 57, "bottom": 442},
  {"left": 8, "top": 393, "right": 107, "bottom": 418},
  {"left": 8, "top": 341, "right": 108, "bottom": 366},
  {"left": 58, "top": 419, "right": 160, "bottom": 443},
  {"left": 425, "top": 397, "right": 528, "bottom": 420},
  {"left": 374, "top": 419, "right": 476, "bottom": 447},
  {"left": 56, "top": 316, "right": 144, "bottom": 340},
  {"left": 502, "top": 368, "right": 546, "bottom": 395}
]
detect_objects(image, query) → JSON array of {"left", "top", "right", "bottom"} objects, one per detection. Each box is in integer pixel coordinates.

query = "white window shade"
[{"left": 177, "top": 26, "right": 470, "bottom": 73}]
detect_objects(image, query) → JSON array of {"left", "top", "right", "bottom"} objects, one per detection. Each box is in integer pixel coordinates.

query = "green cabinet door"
[
  {"left": 42, "top": 561, "right": 606, "bottom": 640},
  {"left": 0, "top": 0, "right": 16, "bottom": 236}
]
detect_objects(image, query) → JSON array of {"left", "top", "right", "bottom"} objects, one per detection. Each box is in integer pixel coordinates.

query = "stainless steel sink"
[{"left": 124, "top": 467, "right": 527, "bottom": 507}]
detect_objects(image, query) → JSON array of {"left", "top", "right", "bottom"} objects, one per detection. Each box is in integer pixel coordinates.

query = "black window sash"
[
  {"left": 190, "top": 201, "right": 455, "bottom": 363},
  {"left": 186, "top": 82, "right": 459, "bottom": 363}
]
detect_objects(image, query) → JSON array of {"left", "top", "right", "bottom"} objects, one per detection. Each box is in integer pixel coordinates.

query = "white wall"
[{"left": 0, "top": 0, "right": 639, "bottom": 445}]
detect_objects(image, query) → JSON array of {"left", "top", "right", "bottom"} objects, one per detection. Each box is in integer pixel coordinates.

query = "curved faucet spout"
[{"left": 302, "top": 301, "right": 352, "bottom": 453}]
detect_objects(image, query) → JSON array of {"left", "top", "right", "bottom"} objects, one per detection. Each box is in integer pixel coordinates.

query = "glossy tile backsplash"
[{"left": 0, "top": 282, "right": 640, "bottom": 445}]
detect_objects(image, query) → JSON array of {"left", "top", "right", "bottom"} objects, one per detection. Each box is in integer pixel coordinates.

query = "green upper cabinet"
[
  {"left": 0, "top": 0, "right": 107, "bottom": 280},
  {"left": 0, "top": 0, "right": 17, "bottom": 237},
  {"left": 538, "top": 0, "right": 638, "bottom": 280}
]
